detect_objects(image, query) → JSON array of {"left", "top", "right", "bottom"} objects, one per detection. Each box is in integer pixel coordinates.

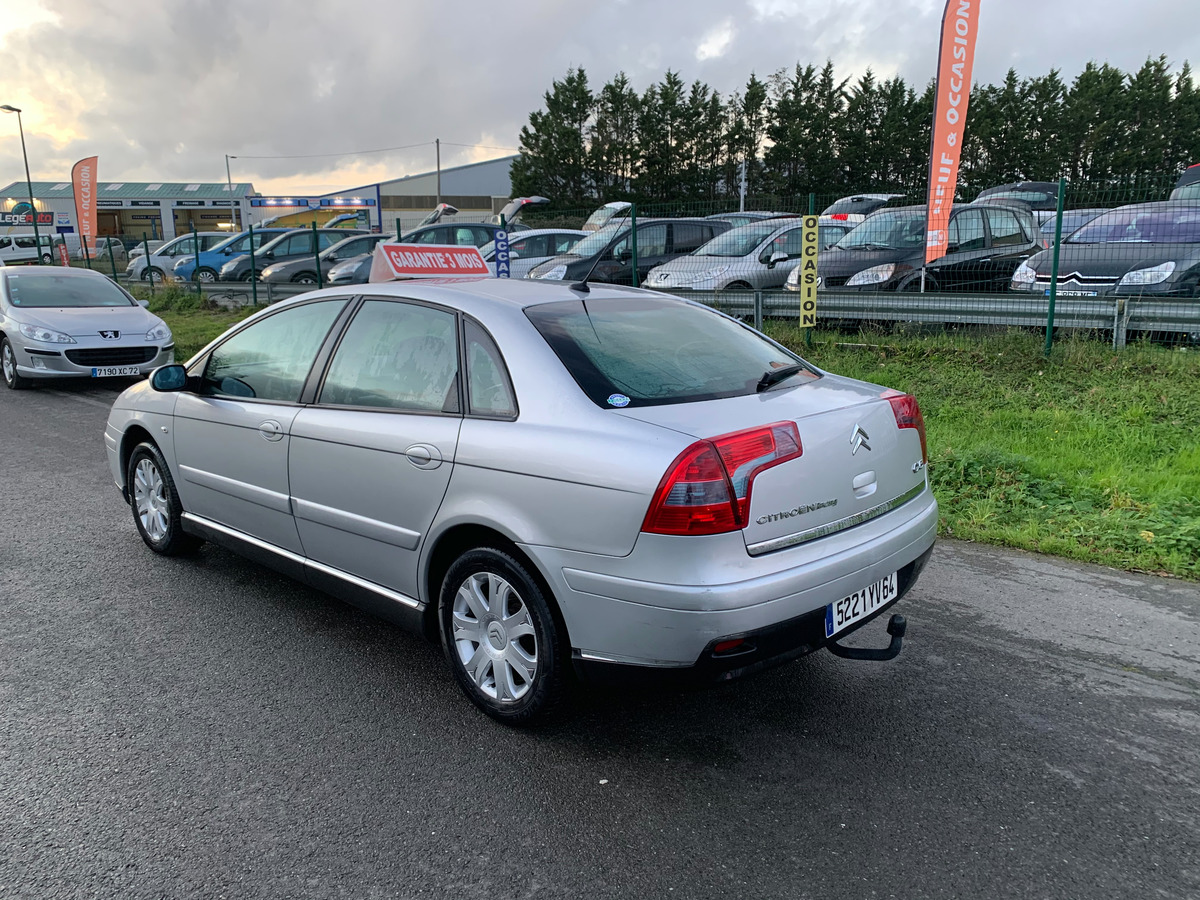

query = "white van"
[{"left": 0, "top": 233, "right": 54, "bottom": 264}]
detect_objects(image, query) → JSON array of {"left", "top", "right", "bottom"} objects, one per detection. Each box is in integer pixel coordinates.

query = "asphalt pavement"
[{"left": 1, "top": 380, "right": 1197, "bottom": 900}]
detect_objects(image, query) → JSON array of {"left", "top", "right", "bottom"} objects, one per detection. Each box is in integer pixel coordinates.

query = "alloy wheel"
[{"left": 1, "top": 341, "right": 14, "bottom": 384}]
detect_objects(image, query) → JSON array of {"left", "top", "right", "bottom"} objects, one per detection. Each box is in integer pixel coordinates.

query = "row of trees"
[{"left": 510, "top": 58, "right": 1200, "bottom": 208}]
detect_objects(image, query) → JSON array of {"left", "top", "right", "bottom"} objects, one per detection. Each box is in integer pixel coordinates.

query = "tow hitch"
[{"left": 827, "top": 614, "right": 906, "bottom": 661}]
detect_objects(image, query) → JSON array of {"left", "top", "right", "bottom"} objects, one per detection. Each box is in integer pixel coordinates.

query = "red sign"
[
  {"left": 368, "top": 243, "right": 489, "bottom": 282},
  {"left": 925, "top": 0, "right": 981, "bottom": 264},
  {"left": 71, "top": 155, "right": 98, "bottom": 254},
  {"left": 58, "top": 243, "right": 70, "bottom": 266}
]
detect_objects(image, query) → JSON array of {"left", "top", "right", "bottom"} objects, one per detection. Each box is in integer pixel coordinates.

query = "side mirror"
[
  {"left": 137, "top": 299, "right": 150, "bottom": 309},
  {"left": 150, "top": 364, "right": 188, "bottom": 392},
  {"left": 263, "top": 250, "right": 274, "bottom": 259},
  {"left": 769, "top": 250, "right": 788, "bottom": 266},
  {"left": 613, "top": 248, "right": 629, "bottom": 263},
  {"left": 325, "top": 253, "right": 337, "bottom": 262}
]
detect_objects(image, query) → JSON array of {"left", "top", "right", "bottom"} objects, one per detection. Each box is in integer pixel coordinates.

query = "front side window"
[
  {"left": 949, "top": 209, "right": 987, "bottom": 251},
  {"left": 320, "top": 300, "right": 460, "bottom": 413},
  {"left": 200, "top": 299, "right": 345, "bottom": 402},
  {"left": 610, "top": 224, "right": 667, "bottom": 259}
]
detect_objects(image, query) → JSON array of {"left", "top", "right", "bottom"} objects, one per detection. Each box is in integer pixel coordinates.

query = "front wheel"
[
  {"left": 439, "top": 548, "right": 567, "bottom": 724},
  {"left": 127, "top": 442, "right": 201, "bottom": 556},
  {"left": 1, "top": 336, "right": 29, "bottom": 390},
  {"left": 291, "top": 272, "right": 319, "bottom": 285},
  {"left": 194, "top": 267, "right": 217, "bottom": 283},
  {"left": 143, "top": 267, "right": 165, "bottom": 283}
]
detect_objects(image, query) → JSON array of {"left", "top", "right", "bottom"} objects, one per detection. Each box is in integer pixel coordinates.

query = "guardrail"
[{"left": 676, "top": 289, "right": 1200, "bottom": 349}]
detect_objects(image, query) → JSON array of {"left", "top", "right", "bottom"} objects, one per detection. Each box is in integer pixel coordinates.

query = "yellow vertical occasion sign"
[{"left": 799, "top": 215, "right": 819, "bottom": 327}]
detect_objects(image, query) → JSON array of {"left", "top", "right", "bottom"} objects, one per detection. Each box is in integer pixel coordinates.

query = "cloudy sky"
[{"left": 0, "top": 0, "right": 1196, "bottom": 195}]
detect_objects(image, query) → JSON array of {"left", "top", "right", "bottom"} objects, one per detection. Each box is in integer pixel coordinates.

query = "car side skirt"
[{"left": 180, "top": 512, "right": 427, "bottom": 635}]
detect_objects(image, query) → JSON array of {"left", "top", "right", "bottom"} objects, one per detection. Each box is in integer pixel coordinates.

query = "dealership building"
[{"left": 0, "top": 154, "right": 518, "bottom": 241}]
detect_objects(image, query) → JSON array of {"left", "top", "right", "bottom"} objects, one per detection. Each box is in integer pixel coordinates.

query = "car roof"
[{"left": 1, "top": 263, "right": 114, "bottom": 281}]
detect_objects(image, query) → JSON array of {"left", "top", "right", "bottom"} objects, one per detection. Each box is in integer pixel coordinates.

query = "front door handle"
[{"left": 258, "top": 420, "right": 284, "bottom": 442}]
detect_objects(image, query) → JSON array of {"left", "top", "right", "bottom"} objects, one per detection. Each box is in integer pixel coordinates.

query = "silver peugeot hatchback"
[{"left": 104, "top": 279, "right": 936, "bottom": 722}]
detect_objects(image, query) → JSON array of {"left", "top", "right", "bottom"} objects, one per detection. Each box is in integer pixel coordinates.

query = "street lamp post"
[
  {"left": 1, "top": 104, "right": 43, "bottom": 264},
  {"left": 225, "top": 154, "right": 238, "bottom": 229}
]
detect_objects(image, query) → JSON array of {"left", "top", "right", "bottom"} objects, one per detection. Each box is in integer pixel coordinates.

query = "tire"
[
  {"left": 291, "top": 272, "right": 319, "bottom": 285},
  {"left": 40, "top": 253, "right": 53, "bottom": 264},
  {"left": 240, "top": 271, "right": 255, "bottom": 282},
  {"left": 439, "top": 547, "right": 567, "bottom": 724},
  {"left": 726, "top": 281, "right": 753, "bottom": 291},
  {"left": 143, "top": 267, "right": 165, "bottom": 283},
  {"left": 900, "top": 273, "right": 936, "bottom": 292},
  {"left": 126, "top": 442, "right": 201, "bottom": 556},
  {"left": 195, "top": 267, "right": 217, "bottom": 284},
  {"left": 1, "top": 336, "right": 29, "bottom": 390}
]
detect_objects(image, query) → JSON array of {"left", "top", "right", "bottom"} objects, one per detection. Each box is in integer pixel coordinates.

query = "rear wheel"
[
  {"left": 439, "top": 548, "right": 566, "bottom": 724},
  {"left": 1, "top": 336, "right": 29, "bottom": 390},
  {"left": 127, "top": 442, "right": 201, "bottom": 556},
  {"left": 40, "top": 252, "right": 53, "bottom": 264}
]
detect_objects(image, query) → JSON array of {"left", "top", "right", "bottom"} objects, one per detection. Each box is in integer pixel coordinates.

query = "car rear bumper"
[{"left": 522, "top": 487, "right": 938, "bottom": 672}]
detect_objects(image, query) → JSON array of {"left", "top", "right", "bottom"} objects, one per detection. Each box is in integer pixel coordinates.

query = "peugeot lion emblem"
[
  {"left": 99, "top": 330, "right": 120, "bottom": 340},
  {"left": 849, "top": 424, "right": 871, "bottom": 455}
]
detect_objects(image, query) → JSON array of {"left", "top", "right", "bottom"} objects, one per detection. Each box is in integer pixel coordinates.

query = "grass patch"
[
  {"left": 147, "top": 287, "right": 257, "bottom": 359},
  {"left": 766, "top": 325, "right": 1200, "bottom": 579}
]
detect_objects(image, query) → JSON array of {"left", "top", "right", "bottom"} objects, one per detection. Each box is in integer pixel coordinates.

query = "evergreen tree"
[
  {"left": 590, "top": 72, "right": 641, "bottom": 198},
  {"left": 510, "top": 67, "right": 594, "bottom": 206}
]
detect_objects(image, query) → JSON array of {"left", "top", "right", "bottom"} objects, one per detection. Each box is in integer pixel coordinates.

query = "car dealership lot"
[{"left": 1, "top": 384, "right": 1198, "bottom": 899}]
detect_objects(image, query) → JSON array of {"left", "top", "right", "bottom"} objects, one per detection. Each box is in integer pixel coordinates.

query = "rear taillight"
[
  {"left": 883, "top": 389, "right": 928, "bottom": 462},
  {"left": 643, "top": 422, "right": 802, "bottom": 536}
]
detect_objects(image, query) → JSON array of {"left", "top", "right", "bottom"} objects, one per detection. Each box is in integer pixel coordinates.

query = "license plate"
[
  {"left": 1045, "top": 289, "right": 1097, "bottom": 297},
  {"left": 91, "top": 366, "right": 142, "bottom": 377},
  {"left": 825, "top": 572, "right": 898, "bottom": 638}
]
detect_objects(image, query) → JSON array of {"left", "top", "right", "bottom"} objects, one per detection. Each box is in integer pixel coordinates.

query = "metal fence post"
[
  {"left": 107, "top": 239, "right": 118, "bottom": 281},
  {"left": 630, "top": 203, "right": 638, "bottom": 287},
  {"left": 312, "top": 221, "right": 323, "bottom": 290},
  {"left": 396, "top": 217, "right": 402, "bottom": 240},
  {"left": 82, "top": 240, "right": 92, "bottom": 270},
  {"left": 140, "top": 236, "right": 152, "bottom": 296},
  {"left": 808, "top": 193, "right": 816, "bottom": 215},
  {"left": 248, "top": 222, "right": 258, "bottom": 307},
  {"left": 191, "top": 224, "right": 201, "bottom": 296},
  {"left": 754, "top": 290, "right": 763, "bottom": 331},
  {"left": 1044, "top": 176, "right": 1067, "bottom": 356}
]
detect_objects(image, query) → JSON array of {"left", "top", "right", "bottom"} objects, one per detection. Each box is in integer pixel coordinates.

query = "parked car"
[
  {"left": 0, "top": 233, "right": 55, "bottom": 265},
  {"left": 260, "top": 232, "right": 392, "bottom": 285},
  {"left": 646, "top": 218, "right": 806, "bottom": 291},
  {"left": 479, "top": 229, "right": 586, "bottom": 278},
  {"left": 0, "top": 267, "right": 173, "bottom": 390},
  {"left": 528, "top": 218, "right": 731, "bottom": 286},
  {"left": 1039, "top": 208, "right": 1110, "bottom": 244},
  {"left": 799, "top": 201, "right": 1042, "bottom": 293},
  {"left": 128, "top": 240, "right": 166, "bottom": 258},
  {"left": 974, "top": 182, "right": 1061, "bottom": 222},
  {"left": 705, "top": 211, "right": 795, "bottom": 228},
  {"left": 218, "top": 228, "right": 368, "bottom": 282},
  {"left": 397, "top": 221, "right": 525, "bottom": 249},
  {"left": 1170, "top": 164, "right": 1200, "bottom": 201},
  {"left": 126, "top": 232, "right": 226, "bottom": 282},
  {"left": 1011, "top": 200, "right": 1200, "bottom": 297},
  {"left": 172, "top": 227, "right": 293, "bottom": 283},
  {"left": 820, "top": 194, "right": 906, "bottom": 225},
  {"left": 104, "top": 279, "right": 936, "bottom": 722},
  {"left": 327, "top": 252, "right": 374, "bottom": 285},
  {"left": 816, "top": 215, "right": 855, "bottom": 249},
  {"left": 89, "top": 237, "right": 129, "bottom": 264}
]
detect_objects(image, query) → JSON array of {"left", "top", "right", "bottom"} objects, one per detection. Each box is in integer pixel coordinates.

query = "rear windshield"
[
  {"left": 525, "top": 296, "right": 816, "bottom": 408},
  {"left": 5, "top": 273, "right": 136, "bottom": 308}
]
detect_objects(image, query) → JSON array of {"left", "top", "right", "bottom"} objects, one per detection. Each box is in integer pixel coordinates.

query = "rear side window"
[
  {"left": 986, "top": 208, "right": 1026, "bottom": 246},
  {"left": 464, "top": 319, "right": 517, "bottom": 418},
  {"left": 670, "top": 223, "right": 708, "bottom": 254},
  {"left": 526, "top": 297, "right": 816, "bottom": 408}
]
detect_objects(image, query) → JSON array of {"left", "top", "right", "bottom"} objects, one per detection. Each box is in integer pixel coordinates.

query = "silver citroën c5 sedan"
[{"left": 103, "top": 278, "right": 936, "bottom": 723}]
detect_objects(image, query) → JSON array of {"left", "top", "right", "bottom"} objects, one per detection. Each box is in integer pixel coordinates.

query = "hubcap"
[
  {"left": 2, "top": 343, "right": 13, "bottom": 383},
  {"left": 197, "top": 270, "right": 215, "bottom": 283},
  {"left": 452, "top": 572, "right": 537, "bottom": 702},
  {"left": 133, "top": 458, "right": 170, "bottom": 542}
]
